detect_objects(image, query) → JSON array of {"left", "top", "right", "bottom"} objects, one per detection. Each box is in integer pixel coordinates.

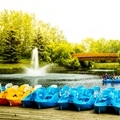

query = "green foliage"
[
  {"left": 0, "top": 10, "right": 35, "bottom": 58},
  {"left": 93, "top": 63, "right": 119, "bottom": 69},
  {"left": 33, "top": 29, "right": 47, "bottom": 62},
  {"left": 2, "top": 29, "right": 21, "bottom": 63},
  {"left": 80, "top": 61, "right": 90, "bottom": 68},
  {"left": 1, "top": 9, "right": 120, "bottom": 70},
  {"left": 47, "top": 40, "right": 81, "bottom": 69},
  {"left": 72, "top": 43, "right": 85, "bottom": 53},
  {"left": 80, "top": 38, "right": 120, "bottom": 53},
  {"left": 62, "top": 57, "right": 80, "bottom": 69}
]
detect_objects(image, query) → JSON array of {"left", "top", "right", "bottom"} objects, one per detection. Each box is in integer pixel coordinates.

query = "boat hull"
[
  {"left": 8, "top": 99, "right": 22, "bottom": 106},
  {"left": 22, "top": 100, "right": 38, "bottom": 108},
  {"left": 36, "top": 100, "right": 58, "bottom": 108},
  {"left": 102, "top": 79, "right": 120, "bottom": 83},
  {"left": 0, "top": 98, "right": 9, "bottom": 105}
]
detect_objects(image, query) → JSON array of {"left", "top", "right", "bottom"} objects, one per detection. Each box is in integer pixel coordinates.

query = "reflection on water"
[
  {"left": 0, "top": 73, "right": 120, "bottom": 89},
  {"left": 102, "top": 82, "right": 120, "bottom": 89}
]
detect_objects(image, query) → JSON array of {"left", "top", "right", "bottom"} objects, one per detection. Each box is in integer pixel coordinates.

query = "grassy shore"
[
  {"left": 0, "top": 59, "right": 119, "bottom": 69},
  {"left": 0, "top": 59, "right": 67, "bottom": 74},
  {"left": 93, "top": 63, "right": 120, "bottom": 69},
  {"left": 0, "top": 59, "right": 30, "bottom": 69},
  {"left": 0, "top": 59, "right": 120, "bottom": 74}
]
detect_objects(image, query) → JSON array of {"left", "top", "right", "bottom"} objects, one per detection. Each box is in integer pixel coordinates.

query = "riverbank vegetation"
[{"left": 0, "top": 10, "right": 120, "bottom": 73}]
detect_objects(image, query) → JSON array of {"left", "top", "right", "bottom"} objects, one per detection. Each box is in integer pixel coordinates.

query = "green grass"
[
  {"left": 0, "top": 59, "right": 31, "bottom": 69},
  {"left": 0, "top": 59, "right": 50, "bottom": 69},
  {"left": 0, "top": 59, "right": 54, "bottom": 74},
  {"left": 93, "top": 63, "right": 120, "bottom": 69},
  {"left": 0, "top": 59, "right": 120, "bottom": 70}
]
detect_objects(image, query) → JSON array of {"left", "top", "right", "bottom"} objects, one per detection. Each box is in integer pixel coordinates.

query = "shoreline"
[{"left": 0, "top": 106, "right": 119, "bottom": 120}]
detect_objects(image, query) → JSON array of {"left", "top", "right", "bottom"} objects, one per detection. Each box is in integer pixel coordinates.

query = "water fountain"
[
  {"left": 25, "top": 47, "right": 52, "bottom": 76},
  {"left": 0, "top": 47, "right": 112, "bottom": 88}
]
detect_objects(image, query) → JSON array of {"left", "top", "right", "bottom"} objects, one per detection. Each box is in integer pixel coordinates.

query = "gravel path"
[{"left": 0, "top": 106, "right": 119, "bottom": 120}]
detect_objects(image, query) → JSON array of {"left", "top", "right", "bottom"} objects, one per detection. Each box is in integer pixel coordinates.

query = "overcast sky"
[{"left": 0, "top": 0, "right": 120, "bottom": 43}]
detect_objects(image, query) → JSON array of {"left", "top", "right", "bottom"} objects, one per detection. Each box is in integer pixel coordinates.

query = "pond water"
[{"left": 0, "top": 70, "right": 120, "bottom": 90}]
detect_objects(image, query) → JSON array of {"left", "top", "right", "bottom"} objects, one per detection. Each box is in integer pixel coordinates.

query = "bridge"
[{"left": 72, "top": 53, "right": 119, "bottom": 61}]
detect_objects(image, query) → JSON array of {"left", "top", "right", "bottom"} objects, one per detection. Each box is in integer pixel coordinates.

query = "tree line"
[{"left": 0, "top": 10, "right": 120, "bottom": 69}]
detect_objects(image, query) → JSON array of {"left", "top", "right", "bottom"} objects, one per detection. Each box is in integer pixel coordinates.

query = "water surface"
[{"left": 0, "top": 73, "right": 120, "bottom": 89}]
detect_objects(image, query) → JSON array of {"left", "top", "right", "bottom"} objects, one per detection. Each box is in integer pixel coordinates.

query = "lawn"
[
  {"left": 0, "top": 59, "right": 31, "bottom": 69},
  {"left": 93, "top": 63, "right": 120, "bottom": 69}
]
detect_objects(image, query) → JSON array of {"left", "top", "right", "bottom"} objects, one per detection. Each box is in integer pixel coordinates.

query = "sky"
[{"left": 0, "top": 0, "right": 120, "bottom": 43}]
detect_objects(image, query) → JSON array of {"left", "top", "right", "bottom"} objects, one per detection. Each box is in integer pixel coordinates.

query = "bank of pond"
[{"left": 0, "top": 83, "right": 120, "bottom": 115}]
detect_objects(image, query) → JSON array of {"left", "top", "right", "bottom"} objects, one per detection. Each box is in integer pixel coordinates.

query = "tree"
[
  {"left": 72, "top": 43, "right": 85, "bottom": 53},
  {"left": 2, "top": 29, "right": 21, "bottom": 63},
  {"left": 0, "top": 10, "right": 35, "bottom": 59},
  {"left": 33, "top": 28, "right": 50, "bottom": 62},
  {"left": 81, "top": 38, "right": 95, "bottom": 52}
]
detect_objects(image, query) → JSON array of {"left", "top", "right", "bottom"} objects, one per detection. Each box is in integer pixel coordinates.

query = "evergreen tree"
[
  {"left": 2, "top": 29, "right": 21, "bottom": 63},
  {"left": 33, "top": 29, "right": 50, "bottom": 62}
]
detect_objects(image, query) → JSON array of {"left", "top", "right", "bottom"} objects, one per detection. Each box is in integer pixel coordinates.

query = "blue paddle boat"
[
  {"left": 94, "top": 88, "right": 120, "bottom": 114},
  {"left": 73, "top": 88, "right": 95, "bottom": 111},
  {"left": 34, "top": 85, "right": 60, "bottom": 108},
  {"left": 22, "top": 86, "right": 46, "bottom": 108},
  {"left": 92, "top": 86, "right": 101, "bottom": 99},
  {"left": 58, "top": 87, "right": 79, "bottom": 110},
  {"left": 59, "top": 85, "right": 70, "bottom": 97},
  {"left": 58, "top": 87, "right": 95, "bottom": 111},
  {"left": 94, "top": 89, "right": 111, "bottom": 113},
  {"left": 22, "top": 85, "right": 60, "bottom": 108},
  {"left": 102, "top": 78, "right": 120, "bottom": 83},
  {"left": 111, "top": 89, "right": 120, "bottom": 114}
]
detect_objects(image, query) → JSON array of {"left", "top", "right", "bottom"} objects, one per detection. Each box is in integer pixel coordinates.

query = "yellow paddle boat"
[
  {"left": 0, "top": 83, "right": 13, "bottom": 105},
  {"left": 7, "top": 84, "right": 33, "bottom": 106}
]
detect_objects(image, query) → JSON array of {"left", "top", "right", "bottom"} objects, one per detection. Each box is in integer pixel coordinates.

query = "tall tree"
[
  {"left": 33, "top": 28, "right": 50, "bottom": 62},
  {"left": 2, "top": 28, "right": 21, "bottom": 63},
  {"left": 0, "top": 10, "right": 35, "bottom": 58}
]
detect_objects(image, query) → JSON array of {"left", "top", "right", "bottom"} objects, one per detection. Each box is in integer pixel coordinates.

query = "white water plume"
[{"left": 24, "top": 47, "right": 53, "bottom": 76}]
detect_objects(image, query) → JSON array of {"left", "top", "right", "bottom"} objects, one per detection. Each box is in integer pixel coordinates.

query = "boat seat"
[
  {"left": 93, "top": 86, "right": 100, "bottom": 92},
  {"left": 47, "top": 87, "right": 59, "bottom": 95},
  {"left": 5, "top": 83, "right": 13, "bottom": 89},
  {"left": 30, "top": 89, "right": 45, "bottom": 100},
  {"left": 50, "top": 85, "right": 58, "bottom": 88},
  {"left": 34, "top": 85, "right": 42, "bottom": 90},
  {"left": 59, "top": 85, "right": 69, "bottom": 97},
  {"left": 60, "top": 91, "right": 70, "bottom": 100},
  {"left": 77, "top": 88, "right": 85, "bottom": 100},
  {"left": 113, "top": 89, "right": 118, "bottom": 100},
  {"left": 107, "top": 87, "right": 115, "bottom": 92},
  {"left": 11, "top": 85, "right": 19, "bottom": 89},
  {"left": 24, "top": 86, "right": 33, "bottom": 93},
  {"left": 98, "top": 90, "right": 111, "bottom": 102},
  {"left": 84, "top": 88, "right": 94, "bottom": 97},
  {"left": 77, "top": 88, "right": 94, "bottom": 102}
]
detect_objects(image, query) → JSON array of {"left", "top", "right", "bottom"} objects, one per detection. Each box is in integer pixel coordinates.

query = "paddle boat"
[
  {"left": 92, "top": 86, "right": 101, "bottom": 99},
  {"left": 94, "top": 87, "right": 120, "bottom": 114},
  {"left": 0, "top": 83, "right": 14, "bottom": 105},
  {"left": 58, "top": 86, "right": 95, "bottom": 111},
  {"left": 22, "top": 85, "right": 45, "bottom": 108},
  {"left": 34, "top": 85, "right": 60, "bottom": 108},
  {"left": 58, "top": 87, "right": 77, "bottom": 110},
  {"left": 58, "top": 86, "right": 84, "bottom": 110},
  {"left": 112, "top": 90, "right": 120, "bottom": 115},
  {"left": 94, "top": 89, "right": 111, "bottom": 113},
  {"left": 0, "top": 84, "right": 6, "bottom": 92},
  {"left": 7, "top": 84, "right": 33, "bottom": 106},
  {"left": 102, "top": 78, "right": 120, "bottom": 83},
  {"left": 59, "top": 85, "right": 70, "bottom": 97},
  {"left": 22, "top": 85, "right": 60, "bottom": 108},
  {"left": 73, "top": 88, "right": 95, "bottom": 111}
]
